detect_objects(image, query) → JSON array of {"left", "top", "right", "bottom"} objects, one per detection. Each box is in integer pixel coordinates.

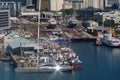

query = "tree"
[
  {"left": 104, "top": 20, "right": 115, "bottom": 27},
  {"left": 96, "top": 20, "right": 102, "bottom": 25},
  {"left": 61, "top": 8, "right": 74, "bottom": 15}
]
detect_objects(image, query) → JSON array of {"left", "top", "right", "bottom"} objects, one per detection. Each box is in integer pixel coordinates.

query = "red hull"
[
  {"left": 96, "top": 41, "right": 102, "bottom": 45},
  {"left": 72, "top": 64, "right": 82, "bottom": 69}
]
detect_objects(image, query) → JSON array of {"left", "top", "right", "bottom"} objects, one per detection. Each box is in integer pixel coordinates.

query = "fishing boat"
[
  {"left": 47, "top": 18, "right": 57, "bottom": 29},
  {"left": 68, "top": 17, "right": 78, "bottom": 28}
]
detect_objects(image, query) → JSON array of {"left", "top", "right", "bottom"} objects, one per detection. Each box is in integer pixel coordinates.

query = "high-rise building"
[
  {"left": 63, "top": 1, "right": 72, "bottom": 9},
  {"left": 81, "top": 0, "right": 104, "bottom": 9},
  {"left": 71, "top": 0, "right": 83, "bottom": 10},
  {"left": 33, "top": 0, "right": 49, "bottom": 11},
  {"left": 0, "top": 2, "right": 21, "bottom": 16},
  {"left": 26, "top": 0, "right": 33, "bottom": 5},
  {"left": 0, "top": 9, "right": 10, "bottom": 30},
  {"left": 41, "top": 0, "right": 49, "bottom": 10},
  {"left": 94, "top": 0, "right": 104, "bottom": 9},
  {"left": 0, "top": 0, "right": 26, "bottom": 6},
  {"left": 49, "top": 0, "right": 63, "bottom": 11}
]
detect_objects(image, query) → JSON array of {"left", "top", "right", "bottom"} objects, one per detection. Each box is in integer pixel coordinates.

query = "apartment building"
[
  {"left": 0, "top": 9, "right": 10, "bottom": 30},
  {"left": 81, "top": 0, "right": 104, "bottom": 9},
  {"left": 49, "top": 0, "right": 64, "bottom": 11},
  {"left": 0, "top": 1, "right": 21, "bottom": 16}
]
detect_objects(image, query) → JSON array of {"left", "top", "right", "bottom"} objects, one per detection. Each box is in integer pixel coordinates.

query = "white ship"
[{"left": 101, "top": 29, "right": 120, "bottom": 47}]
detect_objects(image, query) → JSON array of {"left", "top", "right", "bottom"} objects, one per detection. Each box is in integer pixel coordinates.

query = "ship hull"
[
  {"left": 101, "top": 39, "right": 120, "bottom": 47},
  {"left": 71, "top": 64, "right": 82, "bottom": 69},
  {"left": 15, "top": 67, "right": 72, "bottom": 73}
]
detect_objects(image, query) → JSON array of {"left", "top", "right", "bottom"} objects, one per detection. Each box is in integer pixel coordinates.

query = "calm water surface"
[{"left": 0, "top": 41, "right": 120, "bottom": 80}]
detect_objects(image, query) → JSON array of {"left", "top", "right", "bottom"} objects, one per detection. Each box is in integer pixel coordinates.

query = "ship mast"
[
  {"left": 38, "top": 0, "right": 41, "bottom": 41},
  {"left": 37, "top": 0, "right": 41, "bottom": 67}
]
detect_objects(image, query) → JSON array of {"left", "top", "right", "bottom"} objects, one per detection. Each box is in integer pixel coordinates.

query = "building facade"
[
  {"left": 0, "top": 2, "right": 21, "bottom": 16},
  {"left": 94, "top": 10, "right": 120, "bottom": 24},
  {"left": 104, "top": 0, "right": 120, "bottom": 8},
  {"left": 49, "top": 0, "right": 63, "bottom": 11},
  {"left": 63, "top": 1, "right": 72, "bottom": 9},
  {"left": 33, "top": 0, "right": 49, "bottom": 11},
  {"left": 41, "top": 0, "right": 49, "bottom": 10},
  {"left": 0, "top": 9, "right": 10, "bottom": 30},
  {"left": 26, "top": 0, "right": 33, "bottom": 5},
  {"left": 81, "top": 0, "right": 104, "bottom": 9},
  {"left": 71, "top": 0, "right": 83, "bottom": 10},
  {"left": 0, "top": 0, "right": 26, "bottom": 6}
]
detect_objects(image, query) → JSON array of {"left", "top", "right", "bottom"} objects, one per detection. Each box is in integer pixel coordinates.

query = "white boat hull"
[
  {"left": 102, "top": 39, "right": 120, "bottom": 47},
  {"left": 15, "top": 66, "right": 72, "bottom": 73}
]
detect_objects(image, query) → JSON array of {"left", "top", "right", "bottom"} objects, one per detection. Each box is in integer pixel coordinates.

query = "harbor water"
[{"left": 0, "top": 41, "right": 120, "bottom": 80}]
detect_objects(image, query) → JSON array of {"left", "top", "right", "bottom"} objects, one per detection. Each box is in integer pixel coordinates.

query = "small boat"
[
  {"left": 70, "top": 56, "right": 82, "bottom": 69},
  {"left": 0, "top": 57, "right": 10, "bottom": 61},
  {"left": 68, "top": 17, "right": 78, "bottom": 28},
  {"left": 47, "top": 18, "right": 57, "bottom": 29},
  {"left": 0, "top": 54, "right": 10, "bottom": 62},
  {"left": 95, "top": 37, "right": 102, "bottom": 46}
]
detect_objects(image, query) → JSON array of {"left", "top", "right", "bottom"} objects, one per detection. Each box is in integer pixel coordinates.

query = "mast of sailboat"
[
  {"left": 38, "top": 0, "right": 41, "bottom": 41},
  {"left": 109, "top": 27, "right": 112, "bottom": 40},
  {"left": 37, "top": 0, "right": 41, "bottom": 67}
]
